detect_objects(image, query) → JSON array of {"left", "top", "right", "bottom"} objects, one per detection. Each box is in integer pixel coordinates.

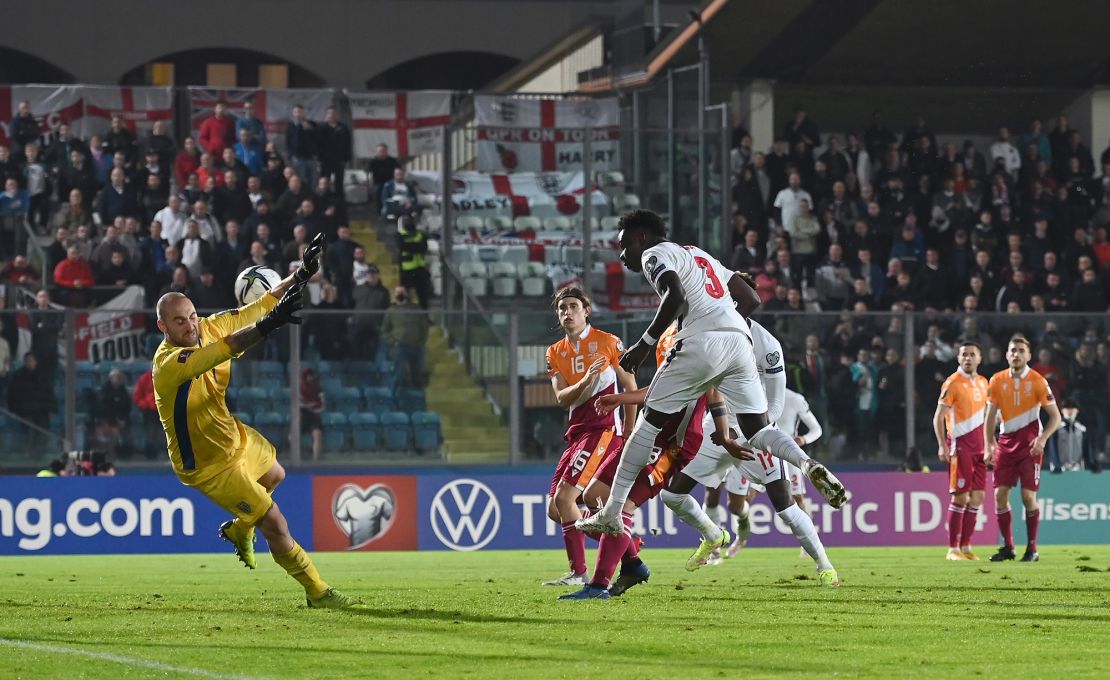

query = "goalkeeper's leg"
[{"left": 256, "top": 502, "right": 362, "bottom": 608}]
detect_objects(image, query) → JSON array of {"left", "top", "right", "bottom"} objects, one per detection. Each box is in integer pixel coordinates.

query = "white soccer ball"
[{"left": 234, "top": 265, "right": 283, "bottom": 306}]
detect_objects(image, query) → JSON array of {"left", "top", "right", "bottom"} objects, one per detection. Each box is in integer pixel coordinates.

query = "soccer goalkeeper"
[{"left": 152, "top": 234, "right": 360, "bottom": 609}]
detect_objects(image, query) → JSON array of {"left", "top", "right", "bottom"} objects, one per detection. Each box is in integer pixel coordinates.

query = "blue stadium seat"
[
  {"left": 256, "top": 377, "right": 284, "bottom": 393},
  {"left": 377, "top": 359, "right": 396, "bottom": 378},
  {"left": 396, "top": 388, "right": 426, "bottom": 413},
  {"left": 349, "top": 412, "right": 380, "bottom": 450},
  {"left": 411, "top": 411, "right": 441, "bottom": 452},
  {"left": 345, "top": 361, "right": 379, "bottom": 387},
  {"left": 329, "top": 386, "right": 363, "bottom": 414},
  {"left": 321, "top": 412, "right": 350, "bottom": 451},
  {"left": 316, "top": 360, "right": 338, "bottom": 377},
  {"left": 254, "top": 411, "right": 288, "bottom": 447},
  {"left": 234, "top": 412, "right": 253, "bottom": 425},
  {"left": 252, "top": 360, "right": 285, "bottom": 383},
  {"left": 380, "top": 411, "right": 412, "bottom": 450},
  {"left": 237, "top": 386, "right": 270, "bottom": 412},
  {"left": 320, "top": 376, "right": 344, "bottom": 396},
  {"left": 363, "top": 387, "right": 395, "bottom": 413},
  {"left": 144, "top": 333, "right": 162, "bottom": 357}
]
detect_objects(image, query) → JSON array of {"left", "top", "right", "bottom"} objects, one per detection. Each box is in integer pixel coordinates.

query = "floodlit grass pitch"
[{"left": 1, "top": 547, "right": 1108, "bottom": 679}]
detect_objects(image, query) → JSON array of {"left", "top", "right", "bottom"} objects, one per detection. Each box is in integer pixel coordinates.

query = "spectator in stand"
[
  {"left": 383, "top": 285, "right": 429, "bottom": 393},
  {"left": 238, "top": 240, "right": 273, "bottom": 272},
  {"left": 309, "top": 283, "right": 350, "bottom": 360},
  {"left": 139, "top": 174, "right": 166, "bottom": 225},
  {"left": 136, "top": 148, "right": 170, "bottom": 199},
  {"left": 325, "top": 225, "right": 361, "bottom": 307},
  {"left": 1070, "top": 268, "right": 1108, "bottom": 311},
  {"left": 254, "top": 222, "right": 282, "bottom": 264},
  {"left": 315, "top": 175, "right": 346, "bottom": 227},
  {"left": 0, "top": 178, "right": 29, "bottom": 259},
  {"left": 44, "top": 122, "right": 85, "bottom": 175},
  {"left": 287, "top": 104, "right": 319, "bottom": 187},
  {"left": 153, "top": 193, "right": 189, "bottom": 246},
  {"left": 188, "top": 199, "right": 221, "bottom": 244},
  {"left": 397, "top": 215, "right": 431, "bottom": 309},
  {"left": 814, "top": 243, "right": 851, "bottom": 310},
  {"left": 1071, "top": 342, "right": 1108, "bottom": 464},
  {"left": 260, "top": 152, "right": 287, "bottom": 201},
  {"left": 199, "top": 102, "right": 235, "bottom": 158},
  {"left": 318, "top": 105, "right": 352, "bottom": 197},
  {"left": 221, "top": 146, "right": 248, "bottom": 187},
  {"left": 159, "top": 263, "right": 192, "bottom": 298},
  {"left": 368, "top": 143, "right": 400, "bottom": 208},
  {"left": 889, "top": 222, "right": 924, "bottom": 274},
  {"left": 144, "top": 120, "right": 176, "bottom": 171},
  {"left": 89, "top": 136, "right": 111, "bottom": 186},
  {"left": 0, "top": 254, "right": 39, "bottom": 287},
  {"left": 773, "top": 171, "right": 812, "bottom": 232},
  {"left": 7, "top": 352, "right": 53, "bottom": 449},
  {"left": 234, "top": 128, "right": 264, "bottom": 176},
  {"left": 275, "top": 174, "right": 311, "bottom": 225},
  {"left": 281, "top": 224, "right": 310, "bottom": 273},
  {"left": 174, "top": 136, "right": 200, "bottom": 190},
  {"left": 291, "top": 198, "right": 324, "bottom": 241},
  {"left": 8, "top": 101, "right": 40, "bottom": 160},
  {"left": 59, "top": 152, "right": 99, "bottom": 211},
  {"left": 235, "top": 99, "right": 266, "bottom": 146},
  {"left": 914, "top": 247, "right": 948, "bottom": 309},
  {"left": 195, "top": 152, "right": 223, "bottom": 190},
  {"left": 1091, "top": 226, "right": 1110, "bottom": 270},
  {"left": 876, "top": 347, "right": 906, "bottom": 455},
  {"left": 1056, "top": 130, "right": 1094, "bottom": 179},
  {"left": 1063, "top": 227, "right": 1097, "bottom": 276},
  {"left": 783, "top": 108, "right": 820, "bottom": 152},
  {"left": 191, "top": 267, "right": 231, "bottom": 310},
  {"left": 352, "top": 260, "right": 391, "bottom": 360},
  {"left": 214, "top": 220, "right": 249, "bottom": 287},
  {"left": 995, "top": 269, "right": 1033, "bottom": 311},
  {"left": 213, "top": 171, "right": 251, "bottom": 225},
  {"left": 23, "top": 144, "right": 50, "bottom": 231},
  {"left": 381, "top": 167, "right": 418, "bottom": 219},
  {"left": 130, "top": 368, "right": 161, "bottom": 459},
  {"left": 95, "top": 168, "right": 138, "bottom": 225},
  {"left": 0, "top": 318, "right": 9, "bottom": 396},
  {"left": 70, "top": 223, "right": 95, "bottom": 261},
  {"left": 849, "top": 348, "right": 879, "bottom": 456},
  {"left": 176, "top": 219, "right": 215, "bottom": 279},
  {"left": 730, "top": 228, "right": 765, "bottom": 271},
  {"left": 102, "top": 115, "right": 137, "bottom": 164},
  {"left": 95, "top": 248, "right": 136, "bottom": 288},
  {"left": 786, "top": 198, "right": 820, "bottom": 285},
  {"left": 751, "top": 259, "right": 782, "bottom": 303},
  {"left": 299, "top": 367, "right": 325, "bottom": 460}
]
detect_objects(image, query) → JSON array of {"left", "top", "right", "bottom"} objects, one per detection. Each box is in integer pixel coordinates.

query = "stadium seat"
[
  {"left": 612, "top": 193, "right": 641, "bottom": 212},
  {"left": 455, "top": 215, "right": 484, "bottom": 232},
  {"left": 320, "top": 376, "right": 345, "bottom": 396},
  {"left": 600, "top": 215, "right": 621, "bottom": 230},
  {"left": 380, "top": 411, "right": 412, "bottom": 450},
  {"left": 254, "top": 411, "right": 288, "bottom": 447},
  {"left": 348, "top": 412, "right": 380, "bottom": 450},
  {"left": 316, "top": 360, "right": 338, "bottom": 377},
  {"left": 364, "top": 386, "right": 395, "bottom": 412},
  {"left": 572, "top": 216, "right": 600, "bottom": 230},
  {"left": 234, "top": 412, "right": 253, "bottom": 425},
  {"left": 460, "top": 262, "right": 490, "bottom": 296},
  {"left": 346, "top": 361, "right": 379, "bottom": 386},
  {"left": 513, "top": 216, "right": 541, "bottom": 231},
  {"left": 396, "top": 388, "right": 426, "bottom": 413},
  {"left": 518, "top": 262, "right": 547, "bottom": 296},
  {"left": 321, "top": 412, "right": 350, "bottom": 451},
  {"left": 330, "top": 386, "right": 363, "bottom": 414},
  {"left": 144, "top": 333, "right": 162, "bottom": 356},
  {"left": 253, "top": 360, "right": 285, "bottom": 383},
  {"left": 542, "top": 216, "right": 571, "bottom": 231},
  {"left": 423, "top": 214, "right": 444, "bottom": 232},
  {"left": 411, "top": 411, "right": 441, "bottom": 453},
  {"left": 485, "top": 215, "right": 512, "bottom": 230},
  {"left": 256, "top": 377, "right": 284, "bottom": 393},
  {"left": 237, "top": 387, "right": 270, "bottom": 411},
  {"left": 343, "top": 169, "right": 370, "bottom": 204},
  {"left": 489, "top": 262, "right": 518, "bottom": 296}
]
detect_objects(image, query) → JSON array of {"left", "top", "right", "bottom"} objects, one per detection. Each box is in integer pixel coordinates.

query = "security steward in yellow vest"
[{"left": 398, "top": 216, "right": 431, "bottom": 309}]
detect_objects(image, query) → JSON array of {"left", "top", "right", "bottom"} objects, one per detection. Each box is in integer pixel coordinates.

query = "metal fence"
[{"left": 1, "top": 305, "right": 1107, "bottom": 473}]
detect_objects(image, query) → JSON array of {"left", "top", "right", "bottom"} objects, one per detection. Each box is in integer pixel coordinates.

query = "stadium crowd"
[{"left": 730, "top": 110, "right": 1109, "bottom": 469}]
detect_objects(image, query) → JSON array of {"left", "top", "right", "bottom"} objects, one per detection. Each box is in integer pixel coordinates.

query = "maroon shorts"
[
  {"left": 550, "top": 429, "right": 623, "bottom": 496},
  {"left": 993, "top": 427, "right": 1041, "bottom": 490},
  {"left": 949, "top": 449, "right": 987, "bottom": 494},
  {"left": 592, "top": 443, "right": 685, "bottom": 508}
]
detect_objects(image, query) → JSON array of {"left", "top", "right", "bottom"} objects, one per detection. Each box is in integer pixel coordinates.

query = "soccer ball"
[{"left": 234, "top": 265, "right": 282, "bottom": 306}]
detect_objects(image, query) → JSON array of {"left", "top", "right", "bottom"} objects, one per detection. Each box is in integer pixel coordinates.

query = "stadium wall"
[{"left": 1, "top": 471, "right": 1106, "bottom": 555}]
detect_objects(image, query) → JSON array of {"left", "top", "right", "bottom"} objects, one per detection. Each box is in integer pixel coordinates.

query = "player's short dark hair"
[
  {"left": 957, "top": 339, "right": 981, "bottom": 351},
  {"left": 553, "top": 286, "right": 591, "bottom": 310},
  {"left": 1008, "top": 334, "right": 1031, "bottom": 350},
  {"left": 617, "top": 209, "right": 666, "bottom": 238}
]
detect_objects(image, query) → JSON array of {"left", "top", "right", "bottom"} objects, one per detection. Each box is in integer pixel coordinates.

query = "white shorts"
[
  {"left": 686, "top": 436, "right": 784, "bottom": 494},
  {"left": 647, "top": 331, "right": 767, "bottom": 416}
]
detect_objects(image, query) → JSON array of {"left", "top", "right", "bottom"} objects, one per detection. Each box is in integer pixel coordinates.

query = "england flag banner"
[
  {"left": 450, "top": 170, "right": 608, "bottom": 219},
  {"left": 187, "top": 87, "right": 335, "bottom": 153},
  {"left": 0, "top": 85, "right": 84, "bottom": 146},
  {"left": 346, "top": 90, "right": 452, "bottom": 159},
  {"left": 474, "top": 95, "right": 620, "bottom": 173},
  {"left": 77, "top": 86, "right": 174, "bottom": 138}
]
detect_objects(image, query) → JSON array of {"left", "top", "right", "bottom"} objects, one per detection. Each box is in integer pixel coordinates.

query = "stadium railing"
[{"left": 3, "top": 306, "right": 1103, "bottom": 472}]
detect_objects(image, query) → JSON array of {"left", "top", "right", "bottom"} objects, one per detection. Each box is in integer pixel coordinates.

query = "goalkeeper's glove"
[
  {"left": 256, "top": 282, "right": 305, "bottom": 336},
  {"left": 294, "top": 232, "right": 325, "bottom": 284}
]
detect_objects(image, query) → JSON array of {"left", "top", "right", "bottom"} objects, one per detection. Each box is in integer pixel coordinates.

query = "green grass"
[{"left": 2, "top": 546, "right": 1109, "bottom": 679}]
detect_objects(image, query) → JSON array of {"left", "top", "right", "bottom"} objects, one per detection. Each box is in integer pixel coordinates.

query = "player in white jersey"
[
  {"left": 667, "top": 321, "right": 837, "bottom": 584},
  {"left": 724, "top": 388, "right": 823, "bottom": 557},
  {"left": 577, "top": 209, "right": 847, "bottom": 544}
]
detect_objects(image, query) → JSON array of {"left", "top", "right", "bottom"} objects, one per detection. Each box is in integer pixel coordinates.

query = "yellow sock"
[{"left": 273, "top": 542, "right": 329, "bottom": 599}]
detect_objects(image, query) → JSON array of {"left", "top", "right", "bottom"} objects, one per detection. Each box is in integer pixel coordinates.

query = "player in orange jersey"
[
  {"left": 984, "top": 335, "right": 1062, "bottom": 562},
  {"left": 542, "top": 287, "right": 638, "bottom": 586},
  {"left": 933, "top": 340, "right": 990, "bottom": 560}
]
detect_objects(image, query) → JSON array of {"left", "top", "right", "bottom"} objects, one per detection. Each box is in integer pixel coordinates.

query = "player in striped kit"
[
  {"left": 542, "top": 287, "right": 638, "bottom": 586},
  {"left": 933, "top": 340, "right": 990, "bottom": 560},
  {"left": 984, "top": 335, "right": 1062, "bottom": 562}
]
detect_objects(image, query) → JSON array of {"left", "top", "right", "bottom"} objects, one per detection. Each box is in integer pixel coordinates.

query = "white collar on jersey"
[
  {"left": 567, "top": 324, "right": 591, "bottom": 350},
  {"left": 957, "top": 368, "right": 977, "bottom": 379},
  {"left": 1009, "top": 365, "right": 1030, "bottom": 379}
]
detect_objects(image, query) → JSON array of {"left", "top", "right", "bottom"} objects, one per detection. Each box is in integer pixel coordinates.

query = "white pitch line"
[{"left": 0, "top": 637, "right": 268, "bottom": 680}]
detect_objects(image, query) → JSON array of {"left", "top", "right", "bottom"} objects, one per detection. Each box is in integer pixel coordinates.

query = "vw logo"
[{"left": 430, "top": 479, "right": 500, "bottom": 551}]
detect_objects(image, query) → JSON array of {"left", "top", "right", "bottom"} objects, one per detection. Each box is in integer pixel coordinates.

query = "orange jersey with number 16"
[{"left": 546, "top": 325, "right": 624, "bottom": 440}]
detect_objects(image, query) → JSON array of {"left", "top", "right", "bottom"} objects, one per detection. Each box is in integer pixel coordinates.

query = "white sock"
[
  {"left": 604, "top": 416, "right": 660, "bottom": 515},
  {"left": 749, "top": 424, "right": 812, "bottom": 469},
  {"left": 703, "top": 501, "right": 726, "bottom": 526},
  {"left": 662, "top": 489, "right": 723, "bottom": 542},
  {"left": 778, "top": 503, "right": 832, "bottom": 571}
]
